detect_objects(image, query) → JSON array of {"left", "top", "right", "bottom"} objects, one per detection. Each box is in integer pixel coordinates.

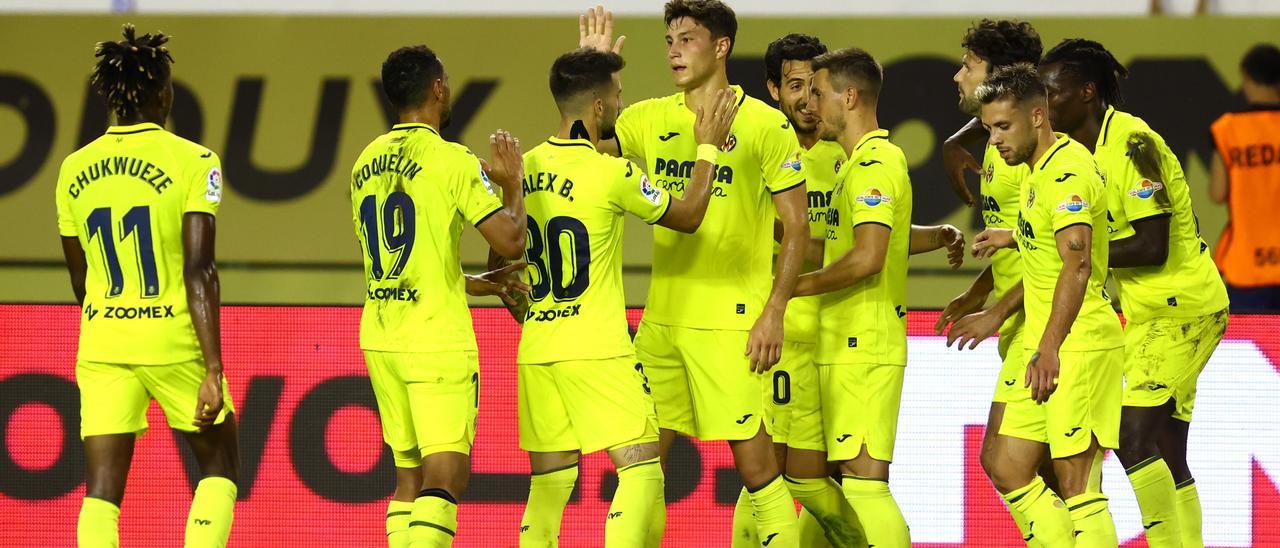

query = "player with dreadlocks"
[
  {"left": 58, "top": 24, "right": 240, "bottom": 547},
  {"left": 1040, "top": 39, "right": 1228, "bottom": 548}
]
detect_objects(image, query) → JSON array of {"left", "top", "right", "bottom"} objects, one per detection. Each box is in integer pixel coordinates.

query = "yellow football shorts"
[
  {"left": 517, "top": 355, "right": 659, "bottom": 454},
  {"left": 767, "top": 341, "right": 825, "bottom": 452},
  {"left": 1123, "top": 308, "right": 1228, "bottom": 422},
  {"left": 634, "top": 320, "right": 771, "bottom": 441},
  {"left": 76, "top": 359, "right": 235, "bottom": 438},
  {"left": 999, "top": 348, "right": 1123, "bottom": 459},
  {"left": 364, "top": 350, "right": 479, "bottom": 468},
  {"left": 818, "top": 362, "right": 905, "bottom": 463},
  {"left": 992, "top": 325, "right": 1030, "bottom": 405}
]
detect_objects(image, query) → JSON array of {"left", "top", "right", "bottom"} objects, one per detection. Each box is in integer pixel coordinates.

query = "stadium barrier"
[{"left": 1, "top": 305, "right": 1277, "bottom": 547}]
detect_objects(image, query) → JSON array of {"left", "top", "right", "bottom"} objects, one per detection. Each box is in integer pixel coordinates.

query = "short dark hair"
[
  {"left": 976, "top": 63, "right": 1046, "bottom": 105},
  {"left": 765, "top": 34, "right": 828, "bottom": 86},
  {"left": 381, "top": 45, "right": 444, "bottom": 109},
  {"left": 664, "top": 0, "right": 737, "bottom": 55},
  {"left": 549, "top": 48, "right": 626, "bottom": 106},
  {"left": 91, "top": 24, "right": 174, "bottom": 120},
  {"left": 1041, "top": 38, "right": 1129, "bottom": 106},
  {"left": 961, "top": 19, "right": 1043, "bottom": 69},
  {"left": 812, "top": 47, "right": 884, "bottom": 101},
  {"left": 1242, "top": 43, "right": 1280, "bottom": 85}
]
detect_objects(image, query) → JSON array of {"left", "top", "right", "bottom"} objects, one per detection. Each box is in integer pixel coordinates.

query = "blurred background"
[
  {"left": 2, "top": 0, "right": 1275, "bottom": 308},
  {"left": 3, "top": 2, "right": 1280, "bottom": 547}
]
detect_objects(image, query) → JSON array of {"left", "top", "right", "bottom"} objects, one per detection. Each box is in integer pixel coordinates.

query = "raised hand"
[
  {"left": 694, "top": 88, "right": 739, "bottom": 147},
  {"left": 579, "top": 4, "right": 625, "bottom": 53},
  {"left": 484, "top": 130, "right": 524, "bottom": 193}
]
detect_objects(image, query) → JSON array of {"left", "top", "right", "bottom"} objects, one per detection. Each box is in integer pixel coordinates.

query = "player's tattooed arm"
[
  {"left": 909, "top": 224, "right": 965, "bottom": 268},
  {"left": 60, "top": 237, "right": 88, "bottom": 305},
  {"left": 794, "top": 221, "right": 890, "bottom": 298},
  {"left": 657, "top": 88, "right": 738, "bottom": 233},
  {"left": 183, "top": 212, "right": 225, "bottom": 431},
  {"left": 1109, "top": 133, "right": 1171, "bottom": 268},
  {"left": 941, "top": 117, "right": 988, "bottom": 207},
  {"left": 1029, "top": 223, "right": 1093, "bottom": 403}
]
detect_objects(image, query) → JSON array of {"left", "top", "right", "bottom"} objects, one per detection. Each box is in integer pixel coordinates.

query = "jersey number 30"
[{"left": 525, "top": 215, "right": 590, "bottom": 302}]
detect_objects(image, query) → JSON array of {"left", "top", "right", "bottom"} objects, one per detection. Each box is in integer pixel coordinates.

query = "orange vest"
[{"left": 1211, "top": 105, "right": 1280, "bottom": 287}]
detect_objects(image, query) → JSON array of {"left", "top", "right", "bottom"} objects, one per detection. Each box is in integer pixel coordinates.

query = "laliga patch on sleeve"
[
  {"left": 478, "top": 163, "right": 496, "bottom": 195},
  {"left": 640, "top": 174, "right": 663, "bottom": 205},
  {"left": 205, "top": 167, "right": 223, "bottom": 203},
  {"left": 854, "top": 187, "right": 891, "bottom": 207},
  {"left": 1127, "top": 178, "right": 1165, "bottom": 199},
  {"left": 781, "top": 152, "right": 803, "bottom": 172}
]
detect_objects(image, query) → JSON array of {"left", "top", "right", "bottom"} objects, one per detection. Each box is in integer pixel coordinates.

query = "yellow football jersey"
[
  {"left": 981, "top": 144, "right": 1030, "bottom": 337},
  {"left": 615, "top": 85, "right": 805, "bottom": 330},
  {"left": 350, "top": 123, "right": 503, "bottom": 353},
  {"left": 1096, "top": 108, "right": 1229, "bottom": 323},
  {"left": 518, "top": 137, "right": 672, "bottom": 363},
  {"left": 55, "top": 123, "right": 223, "bottom": 365},
  {"left": 816, "top": 129, "right": 912, "bottom": 366},
  {"left": 781, "top": 140, "right": 846, "bottom": 344},
  {"left": 1016, "top": 134, "right": 1123, "bottom": 352}
]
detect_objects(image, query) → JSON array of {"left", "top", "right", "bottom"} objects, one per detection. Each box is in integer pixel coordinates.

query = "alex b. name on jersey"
[{"left": 523, "top": 171, "right": 577, "bottom": 200}]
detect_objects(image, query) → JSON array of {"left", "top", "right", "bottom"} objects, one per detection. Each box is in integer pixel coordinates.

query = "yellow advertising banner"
[{"left": 1, "top": 15, "right": 1275, "bottom": 304}]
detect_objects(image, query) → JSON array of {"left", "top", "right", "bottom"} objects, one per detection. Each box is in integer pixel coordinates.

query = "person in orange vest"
[{"left": 1210, "top": 43, "right": 1280, "bottom": 311}]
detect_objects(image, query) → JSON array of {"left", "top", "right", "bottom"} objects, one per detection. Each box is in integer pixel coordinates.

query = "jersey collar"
[
  {"left": 391, "top": 123, "right": 441, "bottom": 136},
  {"left": 106, "top": 122, "right": 163, "bottom": 135},
  {"left": 546, "top": 136, "right": 597, "bottom": 151},
  {"left": 1034, "top": 133, "right": 1072, "bottom": 173},
  {"left": 676, "top": 84, "right": 748, "bottom": 111},
  {"left": 854, "top": 128, "right": 890, "bottom": 151},
  {"left": 1096, "top": 106, "right": 1118, "bottom": 149}
]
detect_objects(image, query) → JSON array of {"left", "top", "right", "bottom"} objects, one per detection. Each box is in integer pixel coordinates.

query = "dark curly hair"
[
  {"left": 765, "top": 33, "right": 828, "bottom": 86},
  {"left": 1041, "top": 38, "right": 1129, "bottom": 106},
  {"left": 91, "top": 24, "right": 174, "bottom": 121},
  {"left": 381, "top": 45, "right": 445, "bottom": 110},
  {"left": 961, "top": 19, "right": 1042, "bottom": 69}
]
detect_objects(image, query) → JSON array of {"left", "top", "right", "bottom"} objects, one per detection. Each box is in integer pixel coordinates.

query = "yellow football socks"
[
  {"left": 841, "top": 476, "right": 909, "bottom": 548},
  {"left": 606, "top": 458, "right": 664, "bottom": 548},
  {"left": 184, "top": 476, "right": 237, "bottom": 548},
  {"left": 77, "top": 496, "right": 120, "bottom": 548}
]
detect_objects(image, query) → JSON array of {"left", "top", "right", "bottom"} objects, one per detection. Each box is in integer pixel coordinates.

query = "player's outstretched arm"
[
  {"left": 1027, "top": 224, "right": 1092, "bottom": 403},
  {"left": 971, "top": 227, "right": 1016, "bottom": 259},
  {"left": 743, "top": 181, "right": 809, "bottom": 373},
  {"left": 60, "top": 237, "right": 88, "bottom": 305},
  {"left": 657, "top": 88, "right": 739, "bottom": 233},
  {"left": 1109, "top": 214, "right": 1171, "bottom": 268},
  {"left": 934, "top": 264, "right": 994, "bottom": 335},
  {"left": 909, "top": 224, "right": 965, "bottom": 268},
  {"left": 941, "top": 117, "right": 987, "bottom": 207},
  {"left": 183, "top": 212, "right": 224, "bottom": 431},
  {"left": 793, "top": 222, "right": 890, "bottom": 298},
  {"left": 945, "top": 280, "right": 1023, "bottom": 351},
  {"left": 476, "top": 131, "right": 528, "bottom": 259}
]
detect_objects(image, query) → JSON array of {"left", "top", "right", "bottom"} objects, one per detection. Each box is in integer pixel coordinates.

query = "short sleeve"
[
  {"left": 757, "top": 114, "right": 805, "bottom": 194},
  {"left": 610, "top": 159, "right": 671, "bottom": 224},
  {"left": 1049, "top": 168, "right": 1101, "bottom": 232},
  {"left": 1113, "top": 132, "right": 1173, "bottom": 222},
  {"left": 847, "top": 165, "right": 901, "bottom": 229},
  {"left": 184, "top": 150, "right": 222, "bottom": 216},
  {"left": 615, "top": 104, "right": 646, "bottom": 166},
  {"left": 55, "top": 159, "right": 76, "bottom": 237},
  {"left": 454, "top": 152, "right": 504, "bottom": 226}
]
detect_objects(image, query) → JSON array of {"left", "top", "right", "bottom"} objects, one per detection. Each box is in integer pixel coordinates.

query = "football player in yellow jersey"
[
  {"left": 352, "top": 45, "right": 530, "bottom": 548},
  {"left": 972, "top": 64, "right": 1124, "bottom": 548},
  {"left": 1039, "top": 39, "right": 1229, "bottom": 548},
  {"left": 56, "top": 26, "right": 239, "bottom": 548},
  {"left": 933, "top": 19, "right": 1050, "bottom": 547},
  {"left": 577, "top": 3, "right": 812, "bottom": 546},
  {"left": 512, "top": 47, "right": 739, "bottom": 548}
]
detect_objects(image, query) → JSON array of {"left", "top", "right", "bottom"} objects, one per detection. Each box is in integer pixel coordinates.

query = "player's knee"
[
  {"left": 1117, "top": 422, "right": 1160, "bottom": 467},
  {"left": 608, "top": 441, "right": 659, "bottom": 469}
]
